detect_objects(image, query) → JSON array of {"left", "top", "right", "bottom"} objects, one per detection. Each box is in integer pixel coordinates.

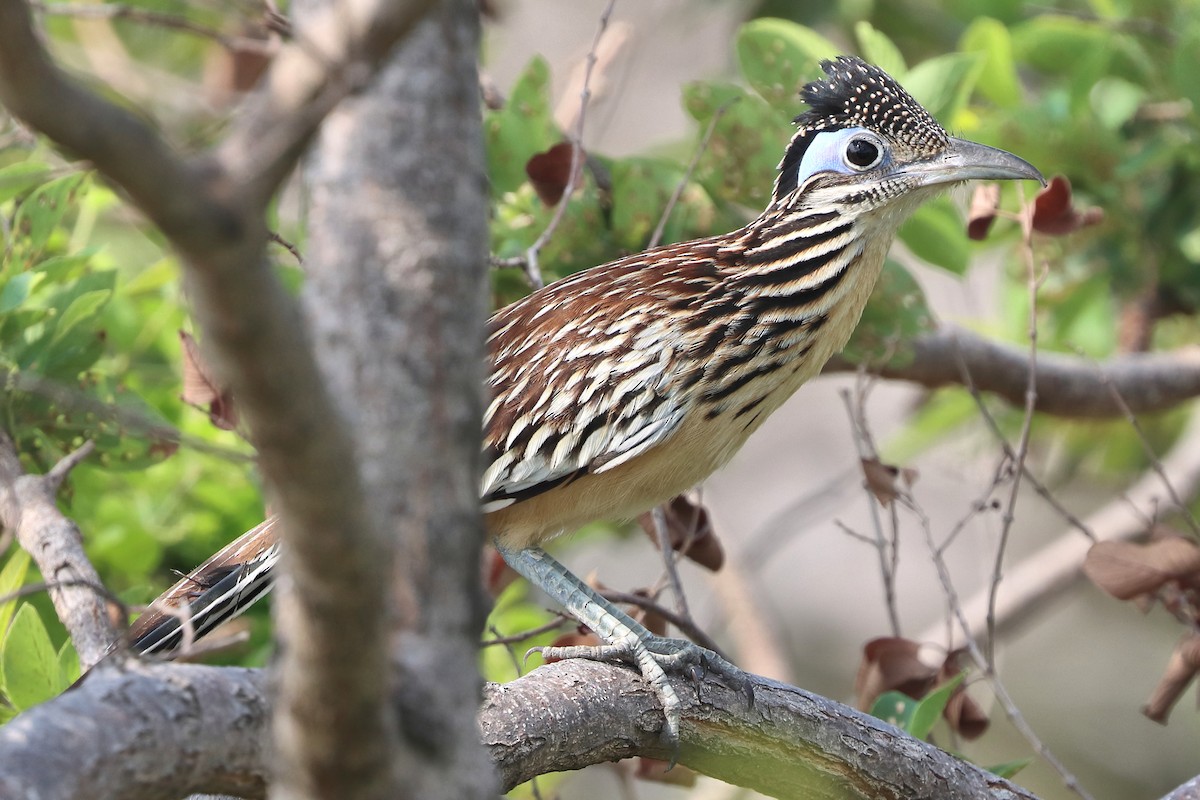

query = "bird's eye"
[{"left": 844, "top": 136, "right": 883, "bottom": 170}]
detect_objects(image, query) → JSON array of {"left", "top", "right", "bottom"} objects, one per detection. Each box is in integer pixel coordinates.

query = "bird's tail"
[{"left": 128, "top": 517, "right": 280, "bottom": 656}]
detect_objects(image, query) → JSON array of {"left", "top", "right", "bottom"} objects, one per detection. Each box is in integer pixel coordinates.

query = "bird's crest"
[{"left": 775, "top": 56, "right": 949, "bottom": 199}]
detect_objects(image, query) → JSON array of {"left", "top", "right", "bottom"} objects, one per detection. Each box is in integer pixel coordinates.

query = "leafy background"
[{"left": 3, "top": 0, "right": 1200, "bottom": 798}]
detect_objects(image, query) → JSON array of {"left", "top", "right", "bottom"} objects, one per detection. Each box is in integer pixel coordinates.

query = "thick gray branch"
[
  {"left": 0, "top": 432, "right": 114, "bottom": 667},
  {"left": 827, "top": 326, "right": 1200, "bottom": 418},
  {"left": 483, "top": 660, "right": 1038, "bottom": 800},
  {"left": 0, "top": 662, "right": 268, "bottom": 800},
  {"left": 0, "top": 656, "right": 1038, "bottom": 800}
]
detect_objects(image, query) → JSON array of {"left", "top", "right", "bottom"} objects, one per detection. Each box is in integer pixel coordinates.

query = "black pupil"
[{"left": 846, "top": 138, "right": 880, "bottom": 168}]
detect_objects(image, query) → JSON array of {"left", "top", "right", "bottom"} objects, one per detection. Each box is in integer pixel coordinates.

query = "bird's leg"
[{"left": 495, "top": 542, "right": 745, "bottom": 748}]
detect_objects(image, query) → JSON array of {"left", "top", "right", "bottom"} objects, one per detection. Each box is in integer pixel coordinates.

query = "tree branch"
[
  {"left": 826, "top": 326, "right": 1200, "bottom": 418},
  {"left": 0, "top": 656, "right": 1040, "bottom": 800},
  {"left": 485, "top": 659, "right": 1038, "bottom": 799},
  {"left": 0, "top": 662, "right": 268, "bottom": 800},
  {"left": 0, "top": 432, "right": 115, "bottom": 667}
]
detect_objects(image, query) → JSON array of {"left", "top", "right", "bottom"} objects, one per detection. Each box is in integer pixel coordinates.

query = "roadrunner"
[{"left": 128, "top": 56, "right": 1042, "bottom": 742}]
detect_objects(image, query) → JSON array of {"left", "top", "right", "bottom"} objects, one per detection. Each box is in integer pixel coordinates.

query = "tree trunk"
[{"left": 288, "top": 0, "right": 494, "bottom": 797}]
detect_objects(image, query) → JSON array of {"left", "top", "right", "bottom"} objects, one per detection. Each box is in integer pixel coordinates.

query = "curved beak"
[{"left": 905, "top": 137, "right": 1045, "bottom": 187}]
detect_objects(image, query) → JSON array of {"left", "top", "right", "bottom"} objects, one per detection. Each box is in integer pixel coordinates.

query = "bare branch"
[
  {"left": 217, "top": 0, "right": 440, "bottom": 207},
  {"left": 987, "top": 194, "right": 1042, "bottom": 665},
  {"left": 825, "top": 326, "right": 1200, "bottom": 418},
  {"left": 0, "top": 431, "right": 116, "bottom": 667},
  {"left": 0, "top": 662, "right": 268, "bottom": 800},
  {"left": 483, "top": 659, "right": 1040, "bottom": 800},
  {"left": 521, "top": 0, "right": 616, "bottom": 289},
  {"left": 919, "top": 407, "right": 1200, "bottom": 650},
  {"left": 648, "top": 97, "right": 736, "bottom": 249},
  {"left": 909, "top": 495, "right": 1096, "bottom": 800},
  {"left": 1, "top": 655, "right": 1041, "bottom": 800}
]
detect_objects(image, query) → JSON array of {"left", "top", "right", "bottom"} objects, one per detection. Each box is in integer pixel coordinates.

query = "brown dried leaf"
[
  {"left": 966, "top": 183, "right": 1001, "bottom": 241},
  {"left": 939, "top": 651, "right": 990, "bottom": 740},
  {"left": 860, "top": 458, "right": 916, "bottom": 507},
  {"left": 855, "top": 636, "right": 938, "bottom": 711},
  {"left": 1031, "top": 175, "right": 1104, "bottom": 236},
  {"left": 179, "top": 331, "right": 238, "bottom": 431},
  {"left": 637, "top": 493, "right": 724, "bottom": 571},
  {"left": 635, "top": 757, "right": 697, "bottom": 787},
  {"left": 525, "top": 141, "right": 581, "bottom": 206},
  {"left": 1083, "top": 538, "right": 1200, "bottom": 601},
  {"left": 1143, "top": 635, "right": 1200, "bottom": 724}
]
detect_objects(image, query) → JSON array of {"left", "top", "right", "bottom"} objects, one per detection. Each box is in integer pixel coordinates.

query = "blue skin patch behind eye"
[{"left": 795, "top": 127, "right": 889, "bottom": 186}]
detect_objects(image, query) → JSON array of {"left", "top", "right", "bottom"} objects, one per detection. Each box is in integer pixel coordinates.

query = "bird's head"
[{"left": 772, "top": 56, "right": 1043, "bottom": 216}]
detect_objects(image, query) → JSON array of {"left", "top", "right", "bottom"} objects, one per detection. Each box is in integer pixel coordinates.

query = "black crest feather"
[
  {"left": 796, "top": 56, "right": 947, "bottom": 148},
  {"left": 774, "top": 55, "right": 949, "bottom": 200}
]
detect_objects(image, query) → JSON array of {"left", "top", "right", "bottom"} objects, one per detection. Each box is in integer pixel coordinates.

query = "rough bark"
[
  {"left": 0, "top": 657, "right": 1041, "bottom": 800},
  {"left": 0, "top": 433, "right": 115, "bottom": 667},
  {"left": 0, "top": 663, "right": 268, "bottom": 800},
  {"left": 483, "top": 660, "right": 1039, "bottom": 800},
  {"left": 294, "top": 0, "right": 493, "bottom": 798}
]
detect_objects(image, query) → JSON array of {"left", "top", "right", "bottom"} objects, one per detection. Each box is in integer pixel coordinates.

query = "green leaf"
[
  {"left": 484, "top": 56, "right": 558, "bottom": 196},
  {"left": 898, "top": 197, "right": 970, "bottom": 275},
  {"left": 902, "top": 53, "right": 982, "bottom": 120},
  {"left": 959, "top": 18, "right": 1022, "bottom": 108},
  {"left": 736, "top": 18, "right": 838, "bottom": 112},
  {"left": 0, "top": 272, "right": 37, "bottom": 314},
  {"left": 1, "top": 604, "right": 62, "bottom": 711},
  {"left": 49, "top": 288, "right": 111, "bottom": 347},
  {"left": 12, "top": 173, "right": 87, "bottom": 262},
  {"left": 854, "top": 22, "right": 906, "bottom": 80},
  {"left": 0, "top": 550, "right": 31, "bottom": 639},
  {"left": 987, "top": 758, "right": 1034, "bottom": 780},
  {"left": 869, "top": 690, "right": 918, "bottom": 730},
  {"left": 1012, "top": 16, "right": 1152, "bottom": 105},
  {"left": 683, "top": 82, "right": 792, "bottom": 210},
  {"left": 0, "top": 161, "right": 52, "bottom": 206},
  {"left": 908, "top": 672, "right": 965, "bottom": 740},
  {"left": 57, "top": 640, "right": 80, "bottom": 688},
  {"left": 1089, "top": 77, "right": 1144, "bottom": 131}
]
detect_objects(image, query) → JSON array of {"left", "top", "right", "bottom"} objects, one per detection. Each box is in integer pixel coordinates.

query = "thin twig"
[
  {"left": 521, "top": 0, "right": 616, "bottom": 289},
  {"left": 647, "top": 97, "right": 737, "bottom": 249},
  {"left": 949, "top": 336, "right": 1094, "bottom": 540},
  {"left": 650, "top": 504, "right": 691, "bottom": 619},
  {"left": 986, "top": 188, "right": 1042, "bottom": 665},
  {"left": 481, "top": 617, "right": 570, "bottom": 648},
  {"left": 43, "top": 439, "right": 94, "bottom": 492},
  {"left": 1096, "top": 370, "right": 1200, "bottom": 538},
  {"left": 839, "top": 386, "right": 902, "bottom": 636},
  {"left": 268, "top": 230, "right": 303, "bottom": 265},
  {"left": 600, "top": 589, "right": 725, "bottom": 657},
  {"left": 906, "top": 494, "right": 1097, "bottom": 800}
]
